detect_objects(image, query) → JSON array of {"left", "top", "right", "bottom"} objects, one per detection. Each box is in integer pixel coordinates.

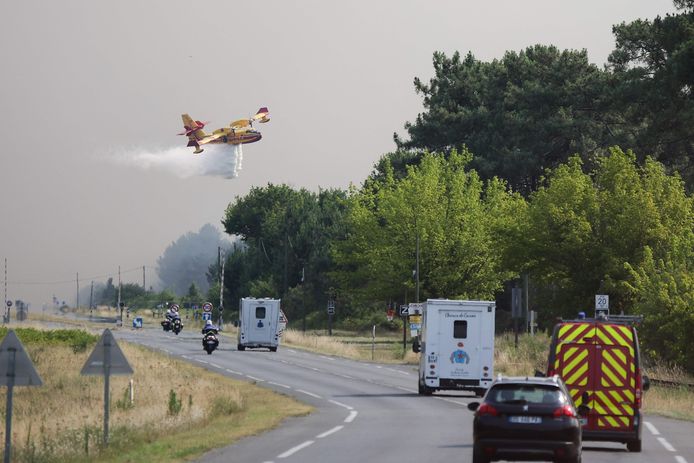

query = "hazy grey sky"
[{"left": 0, "top": 0, "right": 677, "bottom": 307}]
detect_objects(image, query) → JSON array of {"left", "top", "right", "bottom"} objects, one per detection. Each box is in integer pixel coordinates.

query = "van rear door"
[
  {"left": 553, "top": 322, "right": 597, "bottom": 419},
  {"left": 593, "top": 324, "right": 636, "bottom": 432}
]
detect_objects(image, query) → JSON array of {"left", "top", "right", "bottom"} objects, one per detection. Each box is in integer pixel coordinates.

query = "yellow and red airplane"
[{"left": 178, "top": 107, "right": 270, "bottom": 154}]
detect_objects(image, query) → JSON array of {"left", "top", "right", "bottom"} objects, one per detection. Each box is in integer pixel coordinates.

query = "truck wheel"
[
  {"left": 418, "top": 380, "right": 433, "bottom": 396},
  {"left": 627, "top": 439, "right": 642, "bottom": 452},
  {"left": 237, "top": 344, "right": 246, "bottom": 351},
  {"left": 269, "top": 346, "right": 277, "bottom": 352}
]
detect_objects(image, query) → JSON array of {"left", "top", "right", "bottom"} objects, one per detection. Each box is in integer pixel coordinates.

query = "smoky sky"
[{"left": 0, "top": 0, "right": 677, "bottom": 307}]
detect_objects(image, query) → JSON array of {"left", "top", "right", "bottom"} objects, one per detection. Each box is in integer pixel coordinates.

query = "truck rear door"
[
  {"left": 248, "top": 303, "right": 270, "bottom": 343},
  {"left": 438, "top": 309, "right": 480, "bottom": 381}
]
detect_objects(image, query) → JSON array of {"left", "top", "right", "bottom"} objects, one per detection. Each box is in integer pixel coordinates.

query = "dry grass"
[{"left": 0, "top": 331, "right": 311, "bottom": 462}]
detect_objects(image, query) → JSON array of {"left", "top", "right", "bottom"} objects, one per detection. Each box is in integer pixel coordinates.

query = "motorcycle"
[
  {"left": 161, "top": 319, "right": 172, "bottom": 332},
  {"left": 203, "top": 332, "right": 219, "bottom": 354},
  {"left": 172, "top": 318, "right": 183, "bottom": 335}
]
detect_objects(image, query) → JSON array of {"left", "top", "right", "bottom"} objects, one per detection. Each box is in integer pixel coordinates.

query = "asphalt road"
[{"left": 113, "top": 325, "right": 693, "bottom": 463}]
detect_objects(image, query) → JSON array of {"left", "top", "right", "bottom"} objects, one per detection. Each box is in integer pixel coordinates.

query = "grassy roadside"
[{"left": 0, "top": 327, "right": 311, "bottom": 463}]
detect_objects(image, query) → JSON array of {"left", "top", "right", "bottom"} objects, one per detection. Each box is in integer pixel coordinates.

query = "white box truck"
[
  {"left": 237, "top": 298, "right": 282, "bottom": 352},
  {"left": 414, "top": 299, "right": 495, "bottom": 396}
]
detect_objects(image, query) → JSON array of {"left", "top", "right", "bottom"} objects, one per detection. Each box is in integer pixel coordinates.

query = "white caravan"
[
  {"left": 237, "top": 298, "right": 281, "bottom": 352},
  {"left": 414, "top": 299, "right": 495, "bottom": 395}
]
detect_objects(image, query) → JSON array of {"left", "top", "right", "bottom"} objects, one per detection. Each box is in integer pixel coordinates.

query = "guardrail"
[{"left": 649, "top": 377, "right": 694, "bottom": 389}]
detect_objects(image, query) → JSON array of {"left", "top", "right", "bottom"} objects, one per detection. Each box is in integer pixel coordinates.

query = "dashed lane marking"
[
  {"left": 396, "top": 386, "right": 418, "bottom": 393},
  {"left": 225, "top": 368, "right": 243, "bottom": 375},
  {"left": 296, "top": 389, "right": 322, "bottom": 399},
  {"left": 267, "top": 381, "right": 292, "bottom": 389},
  {"left": 675, "top": 456, "right": 688, "bottom": 463},
  {"left": 316, "top": 425, "right": 344, "bottom": 438},
  {"left": 344, "top": 410, "right": 358, "bottom": 423},
  {"left": 209, "top": 362, "right": 222, "bottom": 369},
  {"left": 197, "top": 359, "right": 209, "bottom": 364},
  {"left": 277, "top": 440, "right": 314, "bottom": 459},
  {"left": 657, "top": 437, "right": 676, "bottom": 452},
  {"left": 329, "top": 400, "right": 354, "bottom": 410},
  {"left": 645, "top": 421, "right": 660, "bottom": 435},
  {"left": 246, "top": 375, "right": 264, "bottom": 382}
]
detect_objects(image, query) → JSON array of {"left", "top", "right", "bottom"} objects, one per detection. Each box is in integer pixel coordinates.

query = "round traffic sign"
[
  {"left": 202, "top": 302, "right": 213, "bottom": 313},
  {"left": 6, "top": 300, "right": 12, "bottom": 307}
]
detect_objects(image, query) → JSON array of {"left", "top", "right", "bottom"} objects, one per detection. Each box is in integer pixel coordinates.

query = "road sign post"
[
  {"left": 1, "top": 330, "right": 43, "bottom": 463},
  {"left": 81, "top": 329, "right": 133, "bottom": 446},
  {"left": 595, "top": 294, "right": 609, "bottom": 318}
]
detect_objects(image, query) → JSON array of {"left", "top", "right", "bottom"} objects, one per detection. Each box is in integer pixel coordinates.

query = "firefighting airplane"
[{"left": 178, "top": 107, "right": 270, "bottom": 154}]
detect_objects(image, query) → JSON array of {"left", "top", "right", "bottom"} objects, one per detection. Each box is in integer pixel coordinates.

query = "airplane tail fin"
[
  {"left": 180, "top": 114, "right": 208, "bottom": 140},
  {"left": 253, "top": 107, "right": 270, "bottom": 123}
]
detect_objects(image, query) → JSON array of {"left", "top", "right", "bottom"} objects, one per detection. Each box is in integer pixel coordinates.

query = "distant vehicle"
[
  {"left": 467, "top": 375, "right": 582, "bottom": 463},
  {"left": 413, "top": 299, "right": 495, "bottom": 396},
  {"left": 237, "top": 298, "right": 281, "bottom": 352},
  {"left": 172, "top": 318, "right": 183, "bottom": 335},
  {"left": 547, "top": 314, "right": 650, "bottom": 452},
  {"left": 178, "top": 107, "right": 270, "bottom": 154}
]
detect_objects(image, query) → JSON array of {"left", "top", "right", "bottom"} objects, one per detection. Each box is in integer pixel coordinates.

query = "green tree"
[
  {"left": 608, "top": 1, "right": 694, "bottom": 189},
  {"left": 332, "top": 149, "right": 521, "bottom": 306},
  {"left": 395, "top": 46, "right": 614, "bottom": 195},
  {"left": 514, "top": 148, "right": 693, "bottom": 321}
]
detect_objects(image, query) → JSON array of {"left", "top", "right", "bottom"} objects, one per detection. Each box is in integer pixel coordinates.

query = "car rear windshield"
[{"left": 488, "top": 384, "right": 567, "bottom": 405}]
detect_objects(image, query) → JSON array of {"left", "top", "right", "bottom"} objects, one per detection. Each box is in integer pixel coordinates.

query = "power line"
[{"left": 7, "top": 266, "right": 156, "bottom": 286}]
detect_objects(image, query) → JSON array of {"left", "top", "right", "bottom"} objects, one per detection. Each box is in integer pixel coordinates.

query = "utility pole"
[
  {"left": 142, "top": 266, "right": 146, "bottom": 290},
  {"left": 4, "top": 258, "right": 7, "bottom": 323},
  {"left": 415, "top": 233, "right": 420, "bottom": 303},
  {"left": 89, "top": 281, "right": 94, "bottom": 316},
  {"left": 219, "top": 257, "right": 225, "bottom": 328},
  {"left": 76, "top": 272, "right": 79, "bottom": 310},
  {"left": 117, "top": 266, "right": 122, "bottom": 324}
]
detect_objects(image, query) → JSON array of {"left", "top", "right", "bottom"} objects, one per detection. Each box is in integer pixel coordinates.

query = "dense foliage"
[{"left": 393, "top": 3, "right": 694, "bottom": 193}]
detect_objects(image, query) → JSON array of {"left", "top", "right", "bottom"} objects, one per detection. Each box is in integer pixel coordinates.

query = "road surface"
[{"left": 112, "top": 325, "right": 693, "bottom": 463}]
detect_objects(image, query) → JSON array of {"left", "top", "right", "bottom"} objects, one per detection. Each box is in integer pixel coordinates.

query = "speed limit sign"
[{"left": 202, "top": 302, "right": 213, "bottom": 313}]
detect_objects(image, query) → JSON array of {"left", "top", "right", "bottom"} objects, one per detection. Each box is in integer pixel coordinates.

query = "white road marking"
[
  {"left": 309, "top": 367, "right": 321, "bottom": 372},
  {"left": 344, "top": 410, "right": 358, "bottom": 423},
  {"left": 268, "top": 381, "right": 292, "bottom": 389},
  {"left": 277, "top": 440, "right": 314, "bottom": 458},
  {"left": 329, "top": 400, "right": 354, "bottom": 410},
  {"left": 209, "top": 362, "right": 222, "bottom": 369},
  {"left": 435, "top": 397, "right": 467, "bottom": 406},
  {"left": 675, "top": 456, "right": 688, "bottom": 463},
  {"left": 181, "top": 355, "right": 191, "bottom": 360},
  {"left": 657, "top": 437, "right": 676, "bottom": 452},
  {"left": 396, "top": 386, "right": 418, "bottom": 393},
  {"left": 337, "top": 374, "right": 353, "bottom": 379},
  {"left": 225, "top": 368, "right": 243, "bottom": 375},
  {"left": 319, "top": 355, "right": 334, "bottom": 360},
  {"left": 197, "top": 359, "right": 209, "bottom": 364},
  {"left": 645, "top": 421, "right": 660, "bottom": 435},
  {"left": 375, "top": 365, "right": 383, "bottom": 369},
  {"left": 246, "top": 375, "right": 264, "bottom": 382},
  {"left": 287, "top": 349, "right": 297, "bottom": 354},
  {"left": 316, "top": 425, "right": 344, "bottom": 438},
  {"left": 296, "top": 389, "right": 322, "bottom": 399}
]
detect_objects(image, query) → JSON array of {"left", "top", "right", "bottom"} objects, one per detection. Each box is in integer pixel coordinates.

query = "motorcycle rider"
[{"left": 201, "top": 319, "right": 219, "bottom": 348}]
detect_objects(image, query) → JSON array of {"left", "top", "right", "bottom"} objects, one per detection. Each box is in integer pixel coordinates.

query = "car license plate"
[{"left": 509, "top": 416, "right": 541, "bottom": 424}]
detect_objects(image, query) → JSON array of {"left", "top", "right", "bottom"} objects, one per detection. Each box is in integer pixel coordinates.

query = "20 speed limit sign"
[{"left": 202, "top": 302, "right": 213, "bottom": 313}]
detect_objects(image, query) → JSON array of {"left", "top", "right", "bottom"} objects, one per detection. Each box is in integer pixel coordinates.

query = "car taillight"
[
  {"left": 477, "top": 403, "right": 499, "bottom": 417},
  {"left": 553, "top": 405, "right": 576, "bottom": 418},
  {"left": 635, "top": 368, "right": 643, "bottom": 408}
]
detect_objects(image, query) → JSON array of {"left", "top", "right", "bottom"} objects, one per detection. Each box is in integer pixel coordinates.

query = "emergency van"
[
  {"left": 414, "top": 299, "right": 495, "bottom": 396},
  {"left": 237, "top": 297, "right": 282, "bottom": 352},
  {"left": 546, "top": 315, "right": 650, "bottom": 452}
]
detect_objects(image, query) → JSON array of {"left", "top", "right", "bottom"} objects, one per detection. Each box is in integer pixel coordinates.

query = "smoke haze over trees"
[{"left": 157, "top": 223, "right": 231, "bottom": 296}]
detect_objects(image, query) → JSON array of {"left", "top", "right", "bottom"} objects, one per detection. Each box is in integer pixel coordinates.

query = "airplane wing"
[
  {"left": 230, "top": 119, "right": 251, "bottom": 129},
  {"left": 199, "top": 132, "right": 226, "bottom": 144}
]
